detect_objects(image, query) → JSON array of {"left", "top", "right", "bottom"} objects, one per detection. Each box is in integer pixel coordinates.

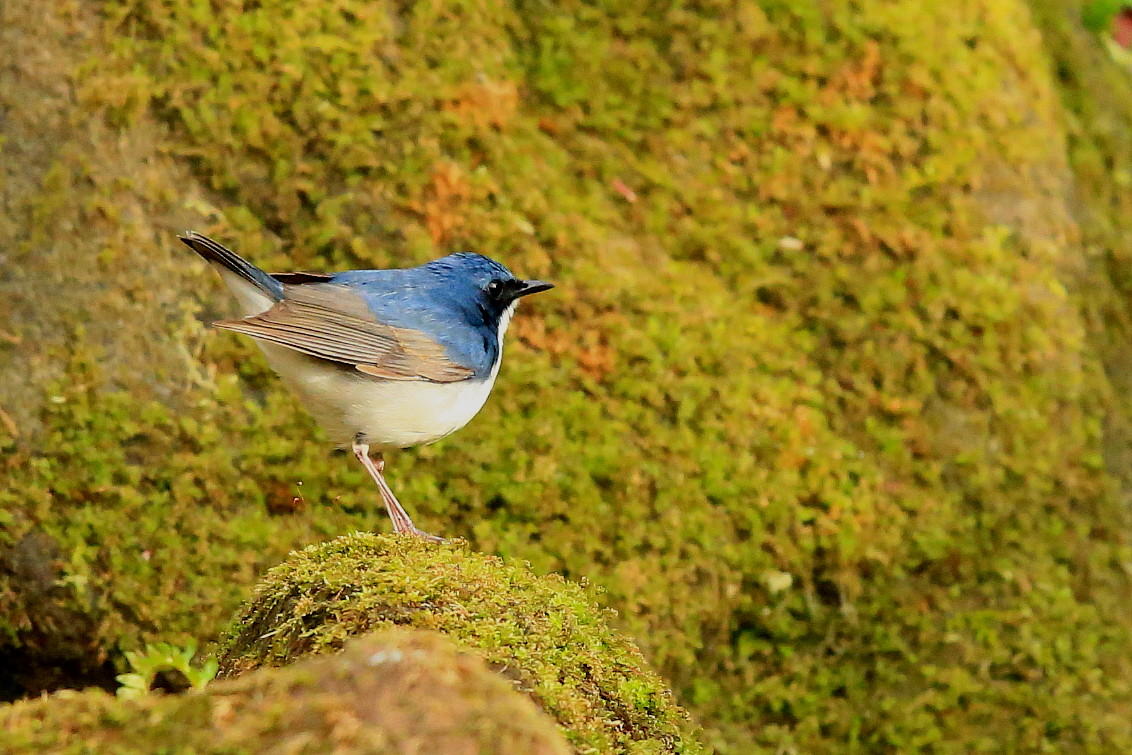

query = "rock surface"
[{"left": 0, "top": 629, "right": 572, "bottom": 755}]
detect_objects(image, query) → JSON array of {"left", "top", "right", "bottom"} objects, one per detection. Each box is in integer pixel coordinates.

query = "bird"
[{"left": 179, "top": 231, "right": 553, "bottom": 541}]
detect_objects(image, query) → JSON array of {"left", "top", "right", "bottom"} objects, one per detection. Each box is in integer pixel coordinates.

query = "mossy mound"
[
  {"left": 218, "top": 533, "right": 702, "bottom": 754},
  {"left": 0, "top": 628, "right": 571, "bottom": 754}
]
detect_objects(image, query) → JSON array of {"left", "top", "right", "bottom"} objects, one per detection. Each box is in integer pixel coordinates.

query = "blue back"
[{"left": 331, "top": 253, "right": 516, "bottom": 378}]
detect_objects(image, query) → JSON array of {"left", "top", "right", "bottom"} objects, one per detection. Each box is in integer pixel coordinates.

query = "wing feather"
[{"left": 214, "top": 283, "right": 474, "bottom": 383}]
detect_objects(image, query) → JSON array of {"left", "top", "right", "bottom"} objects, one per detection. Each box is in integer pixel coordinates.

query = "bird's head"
[{"left": 426, "top": 252, "right": 554, "bottom": 321}]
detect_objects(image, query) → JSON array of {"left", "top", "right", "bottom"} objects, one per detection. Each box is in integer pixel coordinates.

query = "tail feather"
[{"left": 179, "top": 231, "right": 284, "bottom": 302}]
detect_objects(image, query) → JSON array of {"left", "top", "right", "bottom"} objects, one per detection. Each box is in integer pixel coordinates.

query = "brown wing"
[{"left": 214, "top": 283, "right": 474, "bottom": 383}]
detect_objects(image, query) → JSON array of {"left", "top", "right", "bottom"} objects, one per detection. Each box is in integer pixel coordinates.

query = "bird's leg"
[{"left": 351, "top": 438, "right": 445, "bottom": 543}]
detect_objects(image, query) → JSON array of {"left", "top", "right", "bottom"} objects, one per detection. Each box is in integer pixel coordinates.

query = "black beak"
[{"left": 512, "top": 279, "right": 554, "bottom": 299}]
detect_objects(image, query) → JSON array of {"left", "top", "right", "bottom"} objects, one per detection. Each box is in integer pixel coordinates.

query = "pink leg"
[{"left": 351, "top": 439, "right": 445, "bottom": 542}]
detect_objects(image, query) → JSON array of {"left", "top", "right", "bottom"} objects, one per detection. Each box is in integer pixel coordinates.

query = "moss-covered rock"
[
  {"left": 5, "top": 0, "right": 1132, "bottom": 751},
  {"left": 219, "top": 533, "right": 702, "bottom": 754},
  {"left": 0, "top": 0, "right": 213, "bottom": 436},
  {"left": 0, "top": 628, "right": 572, "bottom": 754},
  {"left": 1026, "top": 0, "right": 1132, "bottom": 494}
]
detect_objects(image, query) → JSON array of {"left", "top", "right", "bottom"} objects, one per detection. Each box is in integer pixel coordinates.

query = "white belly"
[{"left": 257, "top": 341, "right": 499, "bottom": 449}]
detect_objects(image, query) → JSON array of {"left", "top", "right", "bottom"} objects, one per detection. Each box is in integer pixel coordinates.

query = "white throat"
[{"left": 498, "top": 300, "right": 518, "bottom": 341}]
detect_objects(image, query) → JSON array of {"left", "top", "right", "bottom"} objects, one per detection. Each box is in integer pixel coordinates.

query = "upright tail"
[{"left": 179, "top": 231, "right": 284, "bottom": 303}]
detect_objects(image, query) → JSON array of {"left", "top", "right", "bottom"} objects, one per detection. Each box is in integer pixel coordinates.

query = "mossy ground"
[
  {"left": 0, "top": 629, "right": 572, "bottom": 755},
  {"left": 218, "top": 533, "right": 701, "bottom": 754},
  {"left": 3, "top": 0, "right": 1132, "bottom": 751}
]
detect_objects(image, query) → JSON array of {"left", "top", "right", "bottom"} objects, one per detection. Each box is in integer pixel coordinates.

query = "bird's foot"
[{"left": 394, "top": 524, "right": 448, "bottom": 544}]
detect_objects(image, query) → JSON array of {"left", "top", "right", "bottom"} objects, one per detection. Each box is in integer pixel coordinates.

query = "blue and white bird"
[{"left": 180, "top": 231, "right": 553, "bottom": 541}]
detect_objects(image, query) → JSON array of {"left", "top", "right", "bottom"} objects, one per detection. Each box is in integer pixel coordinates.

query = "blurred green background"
[{"left": 4, "top": 0, "right": 1132, "bottom": 751}]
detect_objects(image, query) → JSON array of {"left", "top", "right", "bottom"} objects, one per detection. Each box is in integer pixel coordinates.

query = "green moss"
[
  {"left": 5, "top": 0, "right": 1132, "bottom": 751},
  {"left": 1026, "top": 0, "right": 1132, "bottom": 494},
  {"left": 0, "top": 628, "right": 572, "bottom": 754},
  {"left": 218, "top": 533, "right": 702, "bottom": 754},
  {"left": 1, "top": 348, "right": 396, "bottom": 697}
]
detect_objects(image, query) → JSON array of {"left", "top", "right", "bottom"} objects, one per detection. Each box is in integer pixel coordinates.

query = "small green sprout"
[
  {"left": 1083, "top": 0, "right": 1127, "bottom": 33},
  {"left": 116, "top": 640, "right": 219, "bottom": 699}
]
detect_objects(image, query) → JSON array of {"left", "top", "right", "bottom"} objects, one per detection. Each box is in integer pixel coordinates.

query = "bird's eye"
[{"left": 486, "top": 280, "right": 504, "bottom": 299}]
